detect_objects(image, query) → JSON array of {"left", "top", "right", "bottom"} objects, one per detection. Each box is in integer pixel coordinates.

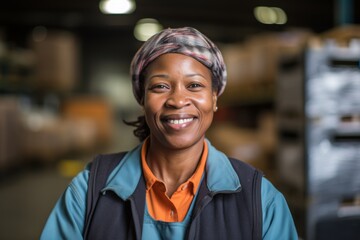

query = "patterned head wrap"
[{"left": 130, "top": 27, "right": 227, "bottom": 104}]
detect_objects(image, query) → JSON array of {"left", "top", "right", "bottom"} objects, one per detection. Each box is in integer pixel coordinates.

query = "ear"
[{"left": 212, "top": 92, "right": 218, "bottom": 112}]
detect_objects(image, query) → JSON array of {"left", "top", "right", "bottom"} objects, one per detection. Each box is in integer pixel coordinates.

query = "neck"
[{"left": 146, "top": 137, "right": 205, "bottom": 196}]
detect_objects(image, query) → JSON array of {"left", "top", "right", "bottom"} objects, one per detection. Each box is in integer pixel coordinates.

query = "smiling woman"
[
  {"left": 143, "top": 53, "right": 217, "bottom": 152},
  {"left": 40, "top": 27, "right": 298, "bottom": 240}
]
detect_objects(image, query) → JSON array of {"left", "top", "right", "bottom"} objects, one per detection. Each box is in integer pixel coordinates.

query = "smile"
[{"left": 167, "top": 118, "right": 194, "bottom": 125}]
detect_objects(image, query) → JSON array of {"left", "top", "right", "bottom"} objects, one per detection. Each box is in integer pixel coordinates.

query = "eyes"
[{"left": 148, "top": 82, "right": 205, "bottom": 92}]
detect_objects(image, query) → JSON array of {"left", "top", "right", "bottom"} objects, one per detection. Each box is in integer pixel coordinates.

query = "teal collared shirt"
[{"left": 40, "top": 140, "right": 298, "bottom": 239}]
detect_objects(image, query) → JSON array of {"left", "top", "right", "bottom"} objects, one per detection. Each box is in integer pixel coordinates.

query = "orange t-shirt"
[{"left": 141, "top": 139, "right": 208, "bottom": 222}]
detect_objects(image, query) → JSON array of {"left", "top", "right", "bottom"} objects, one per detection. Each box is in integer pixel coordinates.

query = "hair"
[{"left": 123, "top": 116, "right": 150, "bottom": 142}]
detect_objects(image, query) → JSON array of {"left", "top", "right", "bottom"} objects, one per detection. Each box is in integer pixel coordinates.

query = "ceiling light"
[
  {"left": 134, "top": 18, "right": 163, "bottom": 41},
  {"left": 99, "top": 0, "right": 135, "bottom": 14},
  {"left": 254, "top": 6, "right": 287, "bottom": 25},
  {"left": 254, "top": 6, "right": 277, "bottom": 24},
  {"left": 272, "top": 7, "right": 287, "bottom": 24}
]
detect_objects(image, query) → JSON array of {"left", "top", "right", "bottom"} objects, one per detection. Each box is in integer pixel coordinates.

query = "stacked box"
[
  {"left": 0, "top": 97, "right": 22, "bottom": 170},
  {"left": 61, "top": 96, "right": 114, "bottom": 145},
  {"left": 30, "top": 30, "right": 79, "bottom": 92}
]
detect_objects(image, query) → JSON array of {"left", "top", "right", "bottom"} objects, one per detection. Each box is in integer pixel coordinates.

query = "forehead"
[{"left": 145, "top": 53, "right": 211, "bottom": 75}]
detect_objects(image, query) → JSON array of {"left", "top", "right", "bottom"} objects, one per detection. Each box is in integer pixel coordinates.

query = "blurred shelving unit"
[
  {"left": 304, "top": 26, "right": 360, "bottom": 240},
  {"left": 275, "top": 47, "right": 307, "bottom": 238},
  {"left": 209, "top": 30, "right": 312, "bottom": 190},
  {"left": 0, "top": 29, "right": 115, "bottom": 172}
]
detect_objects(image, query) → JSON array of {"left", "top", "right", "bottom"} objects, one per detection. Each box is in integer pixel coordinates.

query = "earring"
[{"left": 214, "top": 106, "right": 218, "bottom": 112}]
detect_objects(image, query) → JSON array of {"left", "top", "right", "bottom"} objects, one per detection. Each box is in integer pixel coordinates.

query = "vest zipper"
[
  {"left": 129, "top": 196, "right": 143, "bottom": 240},
  {"left": 252, "top": 170, "right": 262, "bottom": 240}
]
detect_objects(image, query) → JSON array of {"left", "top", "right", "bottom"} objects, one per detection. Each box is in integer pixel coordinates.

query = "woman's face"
[{"left": 143, "top": 53, "right": 217, "bottom": 150}]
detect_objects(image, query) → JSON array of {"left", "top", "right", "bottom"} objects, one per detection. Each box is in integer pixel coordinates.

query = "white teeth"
[{"left": 168, "top": 118, "right": 193, "bottom": 124}]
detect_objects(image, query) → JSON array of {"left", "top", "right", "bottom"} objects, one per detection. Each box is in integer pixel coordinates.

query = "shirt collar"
[
  {"left": 205, "top": 139, "right": 241, "bottom": 192},
  {"left": 141, "top": 138, "right": 208, "bottom": 195}
]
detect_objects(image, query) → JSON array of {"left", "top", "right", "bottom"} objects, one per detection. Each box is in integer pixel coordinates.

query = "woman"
[{"left": 41, "top": 27, "right": 297, "bottom": 239}]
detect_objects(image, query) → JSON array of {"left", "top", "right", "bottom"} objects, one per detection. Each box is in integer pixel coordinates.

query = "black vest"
[{"left": 84, "top": 152, "right": 263, "bottom": 240}]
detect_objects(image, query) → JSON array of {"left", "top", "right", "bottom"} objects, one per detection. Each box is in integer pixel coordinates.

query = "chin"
[{"left": 162, "top": 134, "right": 204, "bottom": 150}]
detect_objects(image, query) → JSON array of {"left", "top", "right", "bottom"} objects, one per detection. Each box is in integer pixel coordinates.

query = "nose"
[{"left": 165, "top": 87, "right": 190, "bottom": 109}]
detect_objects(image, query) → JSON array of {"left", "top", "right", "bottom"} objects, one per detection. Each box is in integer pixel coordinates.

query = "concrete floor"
[{"left": 0, "top": 165, "right": 72, "bottom": 239}]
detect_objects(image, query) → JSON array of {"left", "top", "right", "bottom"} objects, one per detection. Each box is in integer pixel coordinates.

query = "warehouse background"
[{"left": 1, "top": 0, "right": 360, "bottom": 239}]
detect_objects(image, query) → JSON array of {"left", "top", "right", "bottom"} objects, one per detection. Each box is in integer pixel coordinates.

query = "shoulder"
[
  {"left": 67, "top": 151, "right": 128, "bottom": 204},
  {"left": 227, "top": 157, "right": 259, "bottom": 172},
  {"left": 88, "top": 152, "right": 128, "bottom": 168},
  {"left": 225, "top": 160, "right": 287, "bottom": 210},
  {"left": 218, "top": 156, "right": 297, "bottom": 238},
  {"left": 260, "top": 178, "right": 280, "bottom": 201},
  {"left": 67, "top": 167, "right": 90, "bottom": 206},
  {"left": 227, "top": 157, "right": 263, "bottom": 183}
]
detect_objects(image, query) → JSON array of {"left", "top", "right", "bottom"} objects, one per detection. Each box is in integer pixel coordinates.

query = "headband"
[{"left": 130, "top": 27, "right": 227, "bottom": 104}]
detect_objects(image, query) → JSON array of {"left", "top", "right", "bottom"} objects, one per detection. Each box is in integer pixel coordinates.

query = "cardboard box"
[
  {"left": 61, "top": 96, "right": 114, "bottom": 145},
  {"left": 22, "top": 116, "right": 98, "bottom": 162},
  {"left": 30, "top": 30, "right": 80, "bottom": 92}
]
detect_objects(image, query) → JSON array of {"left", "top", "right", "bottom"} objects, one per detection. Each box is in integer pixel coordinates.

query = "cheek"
[
  {"left": 144, "top": 93, "right": 162, "bottom": 110},
  {"left": 143, "top": 104, "right": 157, "bottom": 121},
  {"left": 143, "top": 97, "right": 162, "bottom": 123},
  {"left": 143, "top": 106, "right": 157, "bottom": 131},
  {"left": 197, "top": 93, "right": 215, "bottom": 112}
]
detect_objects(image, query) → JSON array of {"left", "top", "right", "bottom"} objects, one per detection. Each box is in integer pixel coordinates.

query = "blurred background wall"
[{"left": 0, "top": 0, "right": 360, "bottom": 239}]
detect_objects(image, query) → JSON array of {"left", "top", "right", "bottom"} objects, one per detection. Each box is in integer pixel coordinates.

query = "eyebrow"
[
  {"left": 185, "top": 73, "right": 207, "bottom": 79},
  {"left": 147, "top": 74, "right": 169, "bottom": 80},
  {"left": 148, "top": 73, "right": 207, "bottom": 80}
]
